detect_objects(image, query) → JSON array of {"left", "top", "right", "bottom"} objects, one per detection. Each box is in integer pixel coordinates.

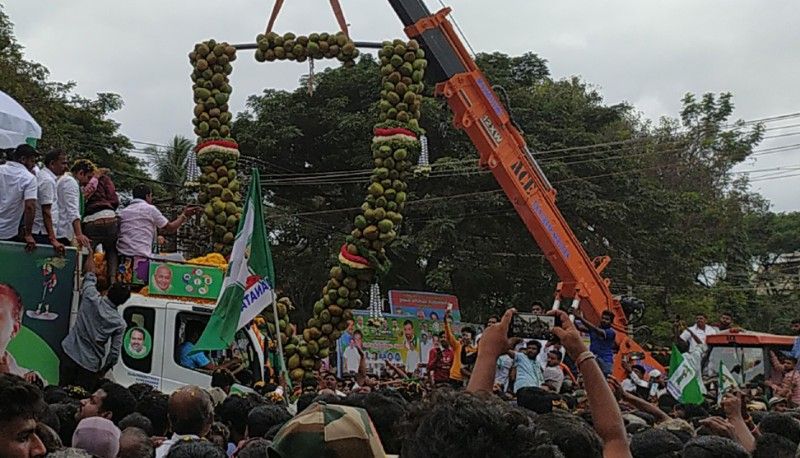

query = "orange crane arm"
[{"left": 388, "top": 0, "right": 663, "bottom": 377}]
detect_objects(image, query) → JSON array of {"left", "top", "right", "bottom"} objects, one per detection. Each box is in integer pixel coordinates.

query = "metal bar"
[{"left": 231, "top": 41, "right": 384, "bottom": 51}]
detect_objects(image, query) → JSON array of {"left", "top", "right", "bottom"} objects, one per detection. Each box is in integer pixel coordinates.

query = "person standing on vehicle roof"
[
  {"left": 0, "top": 145, "right": 39, "bottom": 251},
  {"left": 116, "top": 184, "right": 201, "bottom": 284},
  {"left": 574, "top": 308, "right": 616, "bottom": 377},
  {"left": 60, "top": 250, "right": 130, "bottom": 390},
  {"left": 31, "top": 149, "right": 67, "bottom": 255}
]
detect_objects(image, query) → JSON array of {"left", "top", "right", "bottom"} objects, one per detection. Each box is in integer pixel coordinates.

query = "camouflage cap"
[{"left": 268, "top": 402, "right": 392, "bottom": 458}]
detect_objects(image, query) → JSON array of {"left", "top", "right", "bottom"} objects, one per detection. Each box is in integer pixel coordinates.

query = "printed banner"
[
  {"left": 0, "top": 241, "right": 78, "bottom": 385},
  {"left": 147, "top": 261, "right": 224, "bottom": 299},
  {"left": 388, "top": 290, "right": 461, "bottom": 322},
  {"left": 337, "top": 309, "right": 485, "bottom": 377}
]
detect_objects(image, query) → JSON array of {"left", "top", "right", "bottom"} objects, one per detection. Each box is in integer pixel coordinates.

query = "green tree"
[
  {"left": 148, "top": 135, "right": 193, "bottom": 185},
  {"left": 0, "top": 6, "right": 147, "bottom": 190}
]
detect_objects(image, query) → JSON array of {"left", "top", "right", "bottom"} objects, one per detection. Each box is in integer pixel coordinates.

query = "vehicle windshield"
[{"left": 707, "top": 346, "right": 766, "bottom": 385}]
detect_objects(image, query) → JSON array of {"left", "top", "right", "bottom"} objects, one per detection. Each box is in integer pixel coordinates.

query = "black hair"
[
  {"left": 791, "top": 318, "right": 800, "bottom": 325},
  {"left": 535, "top": 411, "right": 603, "bottom": 458},
  {"left": 353, "top": 329, "right": 363, "bottom": 337},
  {"left": 295, "top": 392, "right": 317, "bottom": 415},
  {"left": 99, "top": 382, "right": 136, "bottom": 425},
  {"left": 403, "top": 319, "right": 413, "bottom": 327},
  {"left": 548, "top": 350, "right": 562, "bottom": 360},
  {"left": 264, "top": 424, "right": 284, "bottom": 442},
  {"left": 237, "top": 369, "right": 254, "bottom": 387},
  {"left": 526, "top": 340, "right": 543, "bottom": 350},
  {"left": 601, "top": 310, "right": 615, "bottom": 319},
  {"left": 37, "top": 422, "right": 62, "bottom": 454},
  {"left": 236, "top": 438, "right": 272, "bottom": 458},
  {"left": 43, "top": 386, "right": 69, "bottom": 404},
  {"left": 657, "top": 394, "right": 678, "bottom": 413},
  {"left": 531, "top": 301, "right": 545, "bottom": 310},
  {"left": 517, "top": 387, "right": 559, "bottom": 415},
  {"left": 752, "top": 432, "right": 796, "bottom": 458},
  {"left": 49, "top": 402, "right": 79, "bottom": 446},
  {"left": 211, "top": 369, "right": 236, "bottom": 390},
  {"left": 135, "top": 392, "right": 169, "bottom": 436},
  {"left": 127, "top": 383, "right": 154, "bottom": 401},
  {"left": 682, "top": 435, "right": 748, "bottom": 458},
  {"left": 119, "top": 426, "right": 154, "bottom": 458},
  {"left": 217, "top": 395, "right": 251, "bottom": 438},
  {"left": 132, "top": 184, "right": 152, "bottom": 200},
  {"left": 398, "top": 390, "right": 560, "bottom": 458},
  {"left": 488, "top": 315, "right": 500, "bottom": 322},
  {"left": 695, "top": 312, "right": 707, "bottom": 318},
  {"left": 44, "top": 149, "right": 65, "bottom": 167},
  {"left": 11, "top": 144, "right": 38, "bottom": 161},
  {"left": 461, "top": 326, "right": 475, "bottom": 338},
  {"left": 1, "top": 374, "right": 47, "bottom": 425},
  {"left": 630, "top": 428, "right": 683, "bottom": 458},
  {"left": 681, "top": 404, "right": 708, "bottom": 422},
  {"left": 344, "top": 389, "right": 409, "bottom": 454},
  {"left": 107, "top": 283, "right": 131, "bottom": 306},
  {"left": 165, "top": 438, "right": 225, "bottom": 458},
  {"left": 39, "top": 403, "right": 60, "bottom": 432},
  {"left": 720, "top": 311, "right": 733, "bottom": 318},
  {"left": 118, "top": 412, "right": 153, "bottom": 436},
  {"left": 758, "top": 412, "right": 800, "bottom": 444},
  {"left": 429, "top": 311, "right": 439, "bottom": 319},
  {"left": 247, "top": 405, "right": 292, "bottom": 438}
]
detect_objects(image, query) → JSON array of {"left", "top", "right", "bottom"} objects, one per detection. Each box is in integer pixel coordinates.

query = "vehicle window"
[
  {"left": 708, "top": 346, "right": 765, "bottom": 385},
  {"left": 122, "top": 307, "right": 155, "bottom": 373},
  {"left": 174, "top": 312, "right": 261, "bottom": 385}
]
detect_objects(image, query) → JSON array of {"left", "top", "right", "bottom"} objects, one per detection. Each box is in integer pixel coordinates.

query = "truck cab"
[
  {"left": 112, "top": 293, "right": 265, "bottom": 392},
  {"left": 706, "top": 330, "right": 795, "bottom": 386}
]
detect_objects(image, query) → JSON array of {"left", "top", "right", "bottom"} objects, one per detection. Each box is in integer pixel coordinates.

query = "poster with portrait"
[
  {"left": 0, "top": 241, "right": 78, "bottom": 385},
  {"left": 147, "top": 261, "right": 224, "bottom": 299},
  {"left": 123, "top": 326, "right": 152, "bottom": 359},
  {"left": 389, "top": 290, "right": 461, "bottom": 323},
  {"left": 338, "top": 311, "right": 423, "bottom": 376}
]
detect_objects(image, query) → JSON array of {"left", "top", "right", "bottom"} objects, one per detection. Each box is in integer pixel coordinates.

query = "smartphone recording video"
[{"left": 508, "top": 313, "right": 555, "bottom": 340}]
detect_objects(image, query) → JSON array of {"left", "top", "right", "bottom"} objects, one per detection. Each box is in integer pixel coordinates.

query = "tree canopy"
[{"left": 233, "top": 52, "right": 798, "bottom": 343}]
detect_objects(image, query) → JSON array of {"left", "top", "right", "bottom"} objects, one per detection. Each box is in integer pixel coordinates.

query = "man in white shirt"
[
  {"left": 55, "top": 157, "right": 91, "bottom": 248},
  {"left": 32, "top": 150, "right": 68, "bottom": 254},
  {"left": 0, "top": 145, "right": 39, "bottom": 251},
  {"left": 116, "top": 184, "right": 200, "bottom": 283},
  {"left": 679, "top": 313, "right": 717, "bottom": 351}
]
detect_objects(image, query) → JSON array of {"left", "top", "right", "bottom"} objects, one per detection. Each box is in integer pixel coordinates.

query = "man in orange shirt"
[{"left": 444, "top": 309, "right": 476, "bottom": 388}]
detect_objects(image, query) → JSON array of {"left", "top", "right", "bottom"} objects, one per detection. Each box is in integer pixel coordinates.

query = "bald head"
[
  {"left": 118, "top": 427, "right": 153, "bottom": 458},
  {"left": 168, "top": 386, "right": 213, "bottom": 436}
]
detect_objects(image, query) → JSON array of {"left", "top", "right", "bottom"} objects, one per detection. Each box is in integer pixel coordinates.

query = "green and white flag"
[
  {"left": 667, "top": 344, "right": 704, "bottom": 404},
  {"left": 194, "top": 169, "right": 276, "bottom": 352},
  {"left": 717, "top": 360, "right": 738, "bottom": 404}
]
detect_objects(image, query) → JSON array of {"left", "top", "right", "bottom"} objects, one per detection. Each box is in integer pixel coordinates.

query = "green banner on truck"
[{"left": 0, "top": 241, "right": 78, "bottom": 385}]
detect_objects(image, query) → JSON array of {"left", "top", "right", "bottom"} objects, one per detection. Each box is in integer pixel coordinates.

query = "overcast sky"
[{"left": 5, "top": 0, "right": 800, "bottom": 211}]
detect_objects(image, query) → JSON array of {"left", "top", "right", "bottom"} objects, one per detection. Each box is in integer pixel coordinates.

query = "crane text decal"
[
  {"left": 511, "top": 160, "right": 535, "bottom": 192},
  {"left": 531, "top": 201, "right": 571, "bottom": 260}
]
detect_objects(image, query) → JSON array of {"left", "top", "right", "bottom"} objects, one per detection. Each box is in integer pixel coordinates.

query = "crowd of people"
[
  {"left": 3, "top": 144, "right": 800, "bottom": 457},
  {"left": 1, "top": 307, "right": 799, "bottom": 458},
  {"left": 0, "top": 144, "right": 200, "bottom": 282}
]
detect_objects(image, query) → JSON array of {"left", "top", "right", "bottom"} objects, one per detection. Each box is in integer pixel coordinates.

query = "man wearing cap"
[
  {"left": 648, "top": 369, "right": 667, "bottom": 400},
  {"left": 768, "top": 396, "right": 789, "bottom": 412},
  {"left": 268, "top": 402, "right": 393, "bottom": 458},
  {"left": 0, "top": 144, "right": 39, "bottom": 251}
]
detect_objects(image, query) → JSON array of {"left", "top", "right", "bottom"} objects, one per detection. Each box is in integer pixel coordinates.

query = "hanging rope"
[
  {"left": 265, "top": 0, "right": 284, "bottom": 34},
  {"left": 265, "top": 0, "right": 349, "bottom": 36}
]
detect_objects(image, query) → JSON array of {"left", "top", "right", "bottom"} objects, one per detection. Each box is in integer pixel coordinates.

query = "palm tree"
[{"left": 148, "top": 135, "right": 193, "bottom": 185}]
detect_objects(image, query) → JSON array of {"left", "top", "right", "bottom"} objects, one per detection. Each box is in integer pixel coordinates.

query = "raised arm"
[
  {"left": 548, "top": 310, "right": 630, "bottom": 458},
  {"left": 467, "top": 309, "right": 515, "bottom": 393},
  {"left": 443, "top": 311, "right": 458, "bottom": 349}
]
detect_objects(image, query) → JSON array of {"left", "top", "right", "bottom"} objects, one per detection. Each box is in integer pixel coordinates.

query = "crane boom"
[{"left": 388, "top": 0, "right": 664, "bottom": 376}]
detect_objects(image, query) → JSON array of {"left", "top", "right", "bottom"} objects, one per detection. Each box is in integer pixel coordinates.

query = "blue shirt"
[
  {"left": 178, "top": 342, "right": 211, "bottom": 369},
  {"left": 513, "top": 352, "right": 544, "bottom": 392},
  {"left": 788, "top": 336, "right": 800, "bottom": 360},
  {"left": 589, "top": 325, "right": 616, "bottom": 364}
]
